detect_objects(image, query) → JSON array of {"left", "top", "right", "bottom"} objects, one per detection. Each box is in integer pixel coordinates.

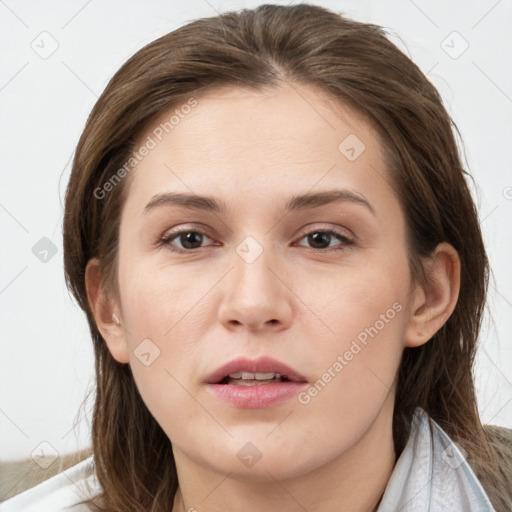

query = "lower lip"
[{"left": 206, "top": 381, "right": 308, "bottom": 408}]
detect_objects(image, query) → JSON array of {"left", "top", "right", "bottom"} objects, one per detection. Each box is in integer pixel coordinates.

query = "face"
[{"left": 111, "top": 83, "right": 414, "bottom": 481}]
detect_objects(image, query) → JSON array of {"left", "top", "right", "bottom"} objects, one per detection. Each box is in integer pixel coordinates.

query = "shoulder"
[
  {"left": 479, "top": 424, "right": 512, "bottom": 499},
  {"left": 483, "top": 423, "right": 512, "bottom": 458},
  {"left": 0, "top": 451, "right": 101, "bottom": 511}
]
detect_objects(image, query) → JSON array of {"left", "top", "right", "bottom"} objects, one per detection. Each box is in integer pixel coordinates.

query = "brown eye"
[
  {"left": 160, "top": 230, "right": 213, "bottom": 252},
  {"left": 296, "top": 229, "right": 353, "bottom": 251}
]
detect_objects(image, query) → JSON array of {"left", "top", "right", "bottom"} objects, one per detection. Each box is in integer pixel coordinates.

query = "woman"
[{"left": 2, "top": 3, "right": 510, "bottom": 511}]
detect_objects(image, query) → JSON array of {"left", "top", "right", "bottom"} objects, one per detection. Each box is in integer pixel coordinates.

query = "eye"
[
  {"left": 159, "top": 229, "right": 214, "bottom": 253},
  {"left": 158, "top": 227, "right": 354, "bottom": 253},
  {"left": 295, "top": 228, "right": 353, "bottom": 252}
]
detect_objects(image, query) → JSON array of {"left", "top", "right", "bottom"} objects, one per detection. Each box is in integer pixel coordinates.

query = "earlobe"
[
  {"left": 404, "top": 242, "right": 461, "bottom": 348},
  {"left": 85, "top": 258, "right": 130, "bottom": 364}
]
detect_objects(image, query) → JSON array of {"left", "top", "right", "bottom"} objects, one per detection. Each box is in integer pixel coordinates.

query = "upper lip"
[{"left": 204, "top": 356, "right": 308, "bottom": 384}]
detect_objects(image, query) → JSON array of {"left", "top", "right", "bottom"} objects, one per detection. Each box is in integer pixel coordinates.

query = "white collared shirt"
[
  {"left": 0, "top": 408, "right": 495, "bottom": 511},
  {"left": 377, "top": 407, "right": 495, "bottom": 511}
]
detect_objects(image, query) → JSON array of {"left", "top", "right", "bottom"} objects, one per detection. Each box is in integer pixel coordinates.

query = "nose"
[{"left": 217, "top": 242, "right": 293, "bottom": 332}]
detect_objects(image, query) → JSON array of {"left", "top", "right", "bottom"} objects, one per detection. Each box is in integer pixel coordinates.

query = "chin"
[{"left": 196, "top": 436, "right": 331, "bottom": 483}]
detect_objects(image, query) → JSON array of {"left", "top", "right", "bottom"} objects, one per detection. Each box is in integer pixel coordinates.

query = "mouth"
[
  {"left": 204, "top": 356, "right": 308, "bottom": 386},
  {"left": 217, "top": 371, "right": 293, "bottom": 386},
  {"left": 204, "top": 356, "right": 308, "bottom": 408}
]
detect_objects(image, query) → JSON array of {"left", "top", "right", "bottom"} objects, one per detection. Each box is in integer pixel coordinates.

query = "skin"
[{"left": 86, "top": 82, "right": 460, "bottom": 512}]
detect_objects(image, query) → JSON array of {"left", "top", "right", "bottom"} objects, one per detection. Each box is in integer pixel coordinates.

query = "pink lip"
[
  {"left": 206, "top": 381, "right": 308, "bottom": 408},
  {"left": 204, "top": 356, "right": 308, "bottom": 384},
  {"left": 204, "top": 356, "right": 308, "bottom": 409}
]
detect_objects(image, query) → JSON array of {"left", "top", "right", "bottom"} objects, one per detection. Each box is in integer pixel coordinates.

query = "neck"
[{"left": 172, "top": 398, "right": 396, "bottom": 512}]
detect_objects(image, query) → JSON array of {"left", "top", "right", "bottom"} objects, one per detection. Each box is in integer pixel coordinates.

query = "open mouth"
[
  {"left": 205, "top": 359, "right": 308, "bottom": 408},
  {"left": 217, "top": 372, "right": 291, "bottom": 386}
]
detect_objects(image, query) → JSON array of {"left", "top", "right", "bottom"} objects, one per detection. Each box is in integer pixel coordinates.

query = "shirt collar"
[{"left": 377, "top": 407, "right": 495, "bottom": 511}]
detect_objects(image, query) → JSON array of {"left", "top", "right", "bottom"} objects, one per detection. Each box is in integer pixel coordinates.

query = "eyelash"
[{"left": 157, "top": 227, "right": 354, "bottom": 254}]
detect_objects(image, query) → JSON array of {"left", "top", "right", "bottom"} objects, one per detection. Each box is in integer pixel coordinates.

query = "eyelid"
[
  {"left": 158, "top": 224, "right": 216, "bottom": 248},
  {"left": 159, "top": 223, "right": 216, "bottom": 240},
  {"left": 294, "top": 223, "right": 354, "bottom": 241}
]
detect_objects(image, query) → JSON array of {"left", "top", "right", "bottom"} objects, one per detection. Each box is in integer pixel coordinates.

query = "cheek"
[
  {"left": 299, "top": 247, "right": 409, "bottom": 408},
  {"left": 116, "top": 259, "right": 215, "bottom": 438},
  {"left": 130, "top": 359, "right": 207, "bottom": 449},
  {"left": 305, "top": 248, "right": 409, "bottom": 352},
  {"left": 118, "top": 256, "right": 204, "bottom": 343}
]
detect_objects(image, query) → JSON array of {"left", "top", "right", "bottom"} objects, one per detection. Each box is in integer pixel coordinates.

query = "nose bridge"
[
  {"left": 239, "top": 234, "right": 274, "bottom": 281},
  {"left": 232, "top": 233, "right": 281, "bottom": 300},
  {"left": 217, "top": 233, "right": 292, "bottom": 330}
]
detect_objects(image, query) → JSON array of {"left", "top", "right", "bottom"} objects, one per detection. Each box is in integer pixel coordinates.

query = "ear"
[
  {"left": 85, "top": 258, "right": 130, "bottom": 364},
  {"left": 404, "top": 242, "right": 461, "bottom": 348}
]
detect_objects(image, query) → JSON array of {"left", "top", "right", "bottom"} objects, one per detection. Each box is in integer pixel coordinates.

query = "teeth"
[{"left": 228, "top": 372, "right": 282, "bottom": 380}]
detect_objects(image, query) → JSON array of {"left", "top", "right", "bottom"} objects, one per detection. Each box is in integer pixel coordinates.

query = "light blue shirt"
[
  {"left": 377, "top": 407, "right": 495, "bottom": 511},
  {"left": 0, "top": 408, "right": 495, "bottom": 511}
]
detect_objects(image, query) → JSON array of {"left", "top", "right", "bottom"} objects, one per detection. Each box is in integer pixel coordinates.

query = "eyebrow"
[{"left": 143, "top": 189, "right": 375, "bottom": 216}]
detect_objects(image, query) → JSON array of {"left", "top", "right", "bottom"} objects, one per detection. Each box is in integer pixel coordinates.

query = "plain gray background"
[{"left": 1, "top": 0, "right": 511, "bottom": 462}]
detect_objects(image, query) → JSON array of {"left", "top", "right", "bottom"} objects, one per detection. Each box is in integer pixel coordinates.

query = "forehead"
[
  {"left": 138, "top": 82, "right": 378, "bottom": 154},
  {"left": 123, "top": 82, "right": 392, "bottom": 213}
]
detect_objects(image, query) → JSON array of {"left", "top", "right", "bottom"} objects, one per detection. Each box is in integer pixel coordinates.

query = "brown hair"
[{"left": 63, "top": 4, "right": 511, "bottom": 511}]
